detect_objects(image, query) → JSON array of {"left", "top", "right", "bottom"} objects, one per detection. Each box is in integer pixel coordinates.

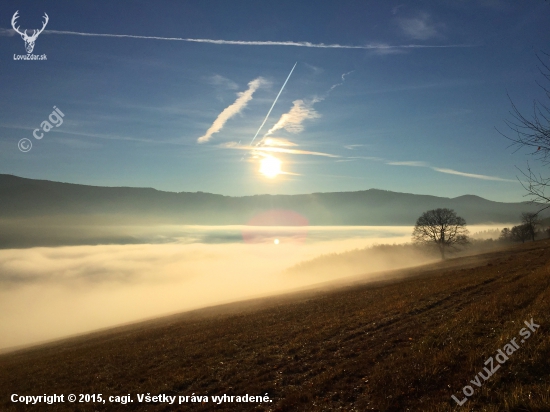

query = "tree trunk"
[{"left": 440, "top": 231, "right": 446, "bottom": 259}]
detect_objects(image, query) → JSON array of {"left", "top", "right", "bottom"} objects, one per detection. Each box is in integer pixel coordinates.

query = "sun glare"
[{"left": 259, "top": 157, "right": 282, "bottom": 178}]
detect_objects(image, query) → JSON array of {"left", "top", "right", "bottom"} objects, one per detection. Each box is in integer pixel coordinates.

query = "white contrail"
[
  {"left": 250, "top": 62, "right": 297, "bottom": 145},
  {"left": 43, "top": 30, "right": 475, "bottom": 50}
]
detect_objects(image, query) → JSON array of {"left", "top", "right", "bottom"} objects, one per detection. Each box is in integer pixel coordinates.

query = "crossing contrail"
[{"left": 250, "top": 62, "right": 297, "bottom": 145}]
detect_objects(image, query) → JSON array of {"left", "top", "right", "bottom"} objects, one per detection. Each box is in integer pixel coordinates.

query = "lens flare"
[{"left": 241, "top": 209, "right": 309, "bottom": 245}]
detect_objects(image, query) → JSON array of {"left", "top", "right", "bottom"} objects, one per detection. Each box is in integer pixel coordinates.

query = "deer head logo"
[{"left": 11, "top": 11, "right": 49, "bottom": 54}]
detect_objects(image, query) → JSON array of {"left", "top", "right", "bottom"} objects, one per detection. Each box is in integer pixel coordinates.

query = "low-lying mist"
[
  {"left": 286, "top": 243, "right": 439, "bottom": 278},
  {"left": 0, "top": 225, "right": 505, "bottom": 350}
]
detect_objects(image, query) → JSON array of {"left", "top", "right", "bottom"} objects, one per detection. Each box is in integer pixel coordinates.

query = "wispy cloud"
[
  {"left": 0, "top": 123, "right": 156, "bottom": 144},
  {"left": 51, "top": 137, "right": 102, "bottom": 149},
  {"left": 387, "top": 161, "right": 429, "bottom": 167},
  {"left": 0, "top": 28, "right": 15, "bottom": 36},
  {"left": 397, "top": 12, "right": 444, "bottom": 40},
  {"left": 207, "top": 74, "right": 238, "bottom": 90},
  {"left": 264, "top": 98, "right": 321, "bottom": 137},
  {"left": 328, "top": 71, "right": 355, "bottom": 92},
  {"left": 348, "top": 156, "right": 385, "bottom": 161},
  {"left": 341, "top": 71, "right": 354, "bottom": 81},
  {"left": 392, "top": 5, "right": 405, "bottom": 15},
  {"left": 262, "top": 138, "right": 297, "bottom": 147},
  {"left": 431, "top": 167, "right": 516, "bottom": 182},
  {"left": 262, "top": 70, "right": 353, "bottom": 141},
  {"left": 43, "top": 30, "right": 473, "bottom": 50},
  {"left": 198, "top": 77, "right": 265, "bottom": 143},
  {"left": 304, "top": 63, "right": 324, "bottom": 74}
]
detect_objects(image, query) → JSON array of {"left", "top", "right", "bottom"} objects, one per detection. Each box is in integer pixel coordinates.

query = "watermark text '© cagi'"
[{"left": 18, "top": 106, "right": 65, "bottom": 152}]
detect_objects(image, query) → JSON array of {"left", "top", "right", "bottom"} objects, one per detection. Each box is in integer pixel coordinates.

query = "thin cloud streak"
[
  {"left": 0, "top": 28, "right": 15, "bottom": 36},
  {"left": 44, "top": 30, "right": 475, "bottom": 50},
  {"left": 387, "top": 161, "right": 429, "bottom": 167},
  {"left": 198, "top": 77, "right": 264, "bottom": 143},
  {"left": 349, "top": 156, "right": 386, "bottom": 161},
  {"left": 431, "top": 167, "right": 516, "bottom": 182},
  {"left": 221, "top": 143, "right": 339, "bottom": 158},
  {"left": 255, "top": 147, "right": 339, "bottom": 157},
  {"left": 1, "top": 124, "right": 156, "bottom": 144},
  {"left": 328, "top": 70, "right": 355, "bottom": 92},
  {"left": 262, "top": 138, "right": 298, "bottom": 147},
  {"left": 353, "top": 157, "right": 515, "bottom": 182}
]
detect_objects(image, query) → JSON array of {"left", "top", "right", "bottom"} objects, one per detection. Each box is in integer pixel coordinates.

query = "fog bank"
[{"left": 0, "top": 225, "right": 504, "bottom": 350}]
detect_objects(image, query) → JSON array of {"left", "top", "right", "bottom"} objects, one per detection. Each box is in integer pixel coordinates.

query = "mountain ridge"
[
  {"left": 0, "top": 174, "right": 518, "bottom": 201},
  {"left": 0, "top": 174, "right": 542, "bottom": 226}
]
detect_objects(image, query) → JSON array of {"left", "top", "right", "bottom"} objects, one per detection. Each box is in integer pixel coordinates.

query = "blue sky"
[{"left": 1, "top": 0, "right": 549, "bottom": 202}]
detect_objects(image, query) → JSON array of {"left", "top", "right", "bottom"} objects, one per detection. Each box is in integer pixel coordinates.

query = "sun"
[{"left": 259, "top": 157, "right": 282, "bottom": 178}]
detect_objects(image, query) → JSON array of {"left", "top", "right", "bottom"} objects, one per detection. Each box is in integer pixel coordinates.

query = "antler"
[
  {"left": 28, "top": 12, "right": 49, "bottom": 40},
  {"left": 11, "top": 10, "right": 26, "bottom": 37},
  {"left": 11, "top": 11, "right": 49, "bottom": 40}
]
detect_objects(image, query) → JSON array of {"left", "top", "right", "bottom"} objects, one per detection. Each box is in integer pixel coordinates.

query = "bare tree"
[
  {"left": 412, "top": 208, "right": 469, "bottom": 259},
  {"left": 511, "top": 224, "right": 531, "bottom": 243},
  {"left": 521, "top": 212, "right": 541, "bottom": 241},
  {"left": 501, "top": 52, "right": 550, "bottom": 213}
]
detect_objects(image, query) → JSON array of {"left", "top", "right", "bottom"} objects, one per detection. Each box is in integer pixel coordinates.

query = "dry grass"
[{"left": 1, "top": 240, "right": 549, "bottom": 411}]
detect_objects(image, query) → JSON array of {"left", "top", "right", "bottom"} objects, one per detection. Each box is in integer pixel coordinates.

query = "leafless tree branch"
[{"left": 500, "top": 52, "right": 550, "bottom": 213}]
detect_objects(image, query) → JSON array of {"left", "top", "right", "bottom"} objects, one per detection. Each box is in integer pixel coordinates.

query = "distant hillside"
[{"left": 0, "top": 174, "right": 544, "bottom": 226}]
